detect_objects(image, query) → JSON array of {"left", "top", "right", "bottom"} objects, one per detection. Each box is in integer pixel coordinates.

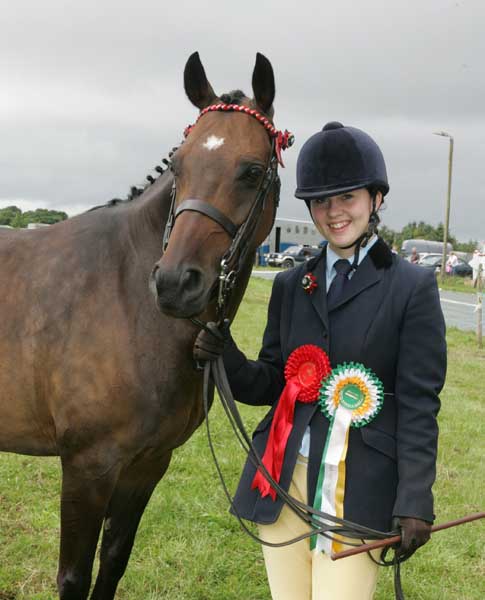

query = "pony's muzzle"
[{"left": 151, "top": 264, "right": 207, "bottom": 317}]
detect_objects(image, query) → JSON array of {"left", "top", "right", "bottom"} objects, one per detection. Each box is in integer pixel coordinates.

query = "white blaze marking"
[{"left": 203, "top": 135, "right": 225, "bottom": 151}]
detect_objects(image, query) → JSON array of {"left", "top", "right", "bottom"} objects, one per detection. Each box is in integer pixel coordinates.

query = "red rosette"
[
  {"left": 284, "top": 345, "right": 331, "bottom": 401},
  {"left": 301, "top": 273, "right": 318, "bottom": 294},
  {"left": 252, "top": 345, "right": 331, "bottom": 500}
]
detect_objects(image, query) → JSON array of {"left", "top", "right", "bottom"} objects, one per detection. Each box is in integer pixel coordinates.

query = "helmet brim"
[{"left": 295, "top": 180, "right": 389, "bottom": 200}]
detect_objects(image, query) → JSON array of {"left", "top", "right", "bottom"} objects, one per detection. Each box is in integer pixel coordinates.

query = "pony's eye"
[{"left": 241, "top": 164, "right": 264, "bottom": 183}]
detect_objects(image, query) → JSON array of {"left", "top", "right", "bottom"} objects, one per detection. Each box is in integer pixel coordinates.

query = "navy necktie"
[{"left": 327, "top": 259, "right": 352, "bottom": 309}]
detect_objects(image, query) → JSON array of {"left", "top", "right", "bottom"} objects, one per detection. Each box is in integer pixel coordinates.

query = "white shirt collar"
[{"left": 326, "top": 235, "right": 378, "bottom": 286}]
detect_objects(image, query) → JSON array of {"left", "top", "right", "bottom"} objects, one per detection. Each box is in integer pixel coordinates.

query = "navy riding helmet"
[{"left": 295, "top": 121, "right": 389, "bottom": 201}]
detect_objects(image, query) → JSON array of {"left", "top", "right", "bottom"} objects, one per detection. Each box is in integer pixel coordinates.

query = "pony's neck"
[{"left": 128, "top": 170, "right": 174, "bottom": 244}]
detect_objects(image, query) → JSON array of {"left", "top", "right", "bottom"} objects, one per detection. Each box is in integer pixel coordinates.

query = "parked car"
[
  {"left": 266, "top": 245, "right": 321, "bottom": 268},
  {"left": 418, "top": 253, "right": 473, "bottom": 277}
]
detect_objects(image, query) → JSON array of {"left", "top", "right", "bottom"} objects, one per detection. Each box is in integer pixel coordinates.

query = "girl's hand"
[{"left": 394, "top": 517, "right": 432, "bottom": 558}]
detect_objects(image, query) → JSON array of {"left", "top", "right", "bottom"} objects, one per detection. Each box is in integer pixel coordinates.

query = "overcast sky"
[{"left": 2, "top": 0, "right": 484, "bottom": 241}]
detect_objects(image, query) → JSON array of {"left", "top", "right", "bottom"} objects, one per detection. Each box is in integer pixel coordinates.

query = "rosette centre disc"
[
  {"left": 298, "top": 361, "right": 317, "bottom": 387},
  {"left": 340, "top": 384, "right": 364, "bottom": 410}
]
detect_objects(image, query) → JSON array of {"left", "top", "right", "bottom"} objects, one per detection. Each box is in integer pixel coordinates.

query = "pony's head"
[{"left": 151, "top": 52, "right": 290, "bottom": 320}]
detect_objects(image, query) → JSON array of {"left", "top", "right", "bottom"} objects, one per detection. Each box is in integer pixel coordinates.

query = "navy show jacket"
[{"left": 223, "top": 239, "right": 447, "bottom": 532}]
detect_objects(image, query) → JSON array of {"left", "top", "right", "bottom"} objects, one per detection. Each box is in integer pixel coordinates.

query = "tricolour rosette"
[
  {"left": 312, "top": 362, "right": 384, "bottom": 554},
  {"left": 252, "top": 345, "right": 331, "bottom": 500}
]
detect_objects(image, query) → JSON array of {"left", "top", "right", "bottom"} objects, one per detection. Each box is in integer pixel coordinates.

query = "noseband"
[{"left": 162, "top": 103, "right": 294, "bottom": 324}]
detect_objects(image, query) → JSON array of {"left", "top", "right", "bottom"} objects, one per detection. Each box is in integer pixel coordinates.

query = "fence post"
[{"left": 477, "top": 263, "right": 483, "bottom": 349}]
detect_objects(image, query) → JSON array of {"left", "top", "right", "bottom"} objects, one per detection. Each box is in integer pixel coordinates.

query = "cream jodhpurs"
[{"left": 258, "top": 457, "right": 380, "bottom": 600}]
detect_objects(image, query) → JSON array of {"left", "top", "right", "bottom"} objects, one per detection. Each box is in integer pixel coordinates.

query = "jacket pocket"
[{"left": 360, "top": 426, "right": 396, "bottom": 461}]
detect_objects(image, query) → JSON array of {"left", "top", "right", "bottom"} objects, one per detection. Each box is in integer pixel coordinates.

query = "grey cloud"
[{"left": 2, "top": 0, "right": 484, "bottom": 242}]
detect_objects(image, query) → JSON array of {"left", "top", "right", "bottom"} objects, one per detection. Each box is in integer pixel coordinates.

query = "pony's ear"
[
  {"left": 184, "top": 52, "right": 217, "bottom": 110},
  {"left": 252, "top": 53, "right": 275, "bottom": 114}
]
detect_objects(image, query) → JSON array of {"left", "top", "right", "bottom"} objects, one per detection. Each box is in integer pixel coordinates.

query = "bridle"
[{"left": 162, "top": 102, "right": 294, "bottom": 326}]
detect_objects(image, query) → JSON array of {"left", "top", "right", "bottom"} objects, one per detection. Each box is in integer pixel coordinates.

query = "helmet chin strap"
[{"left": 337, "top": 195, "right": 379, "bottom": 270}]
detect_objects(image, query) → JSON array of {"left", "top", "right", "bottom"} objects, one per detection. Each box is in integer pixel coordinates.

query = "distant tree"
[
  {"left": 21, "top": 208, "right": 68, "bottom": 226},
  {"left": 376, "top": 219, "right": 477, "bottom": 255},
  {"left": 10, "top": 212, "right": 25, "bottom": 228},
  {"left": 1, "top": 207, "right": 68, "bottom": 228},
  {"left": 401, "top": 221, "right": 435, "bottom": 241},
  {"left": 455, "top": 240, "right": 478, "bottom": 253},
  {"left": 377, "top": 225, "right": 397, "bottom": 247},
  {"left": 0, "top": 205, "right": 21, "bottom": 226}
]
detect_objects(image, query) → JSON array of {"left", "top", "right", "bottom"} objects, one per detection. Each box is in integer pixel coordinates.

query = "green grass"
[
  {"left": 252, "top": 265, "right": 282, "bottom": 271},
  {"left": 253, "top": 267, "right": 484, "bottom": 297},
  {"left": 436, "top": 274, "right": 482, "bottom": 295},
  {"left": 1, "top": 278, "right": 484, "bottom": 599}
]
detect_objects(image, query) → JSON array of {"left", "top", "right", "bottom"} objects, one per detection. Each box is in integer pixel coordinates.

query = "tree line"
[
  {"left": 0, "top": 205, "right": 68, "bottom": 228},
  {"left": 378, "top": 221, "right": 477, "bottom": 253}
]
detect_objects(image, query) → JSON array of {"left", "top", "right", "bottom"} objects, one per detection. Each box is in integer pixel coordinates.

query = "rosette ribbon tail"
[
  {"left": 311, "top": 406, "right": 352, "bottom": 554},
  {"left": 312, "top": 362, "right": 384, "bottom": 555},
  {"left": 251, "top": 378, "right": 301, "bottom": 500}
]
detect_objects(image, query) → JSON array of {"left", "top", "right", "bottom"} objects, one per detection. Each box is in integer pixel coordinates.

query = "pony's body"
[
  {"left": 0, "top": 52, "right": 282, "bottom": 600},
  {"left": 0, "top": 173, "right": 204, "bottom": 461}
]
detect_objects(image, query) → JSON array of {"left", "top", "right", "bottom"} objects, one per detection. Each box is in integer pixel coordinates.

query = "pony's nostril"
[
  {"left": 181, "top": 268, "right": 203, "bottom": 294},
  {"left": 152, "top": 266, "right": 167, "bottom": 297}
]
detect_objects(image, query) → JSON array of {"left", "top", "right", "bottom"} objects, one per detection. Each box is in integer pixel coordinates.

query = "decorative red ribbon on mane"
[
  {"left": 184, "top": 103, "right": 294, "bottom": 167},
  {"left": 251, "top": 345, "right": 331, "bottom": 500}
]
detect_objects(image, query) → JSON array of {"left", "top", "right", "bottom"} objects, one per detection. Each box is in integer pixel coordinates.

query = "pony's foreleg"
[
  {"left": 89, "top": 451, "right": 172, "bottom": 600},
  {"left": 57, "top": 457, "right": 121, "bottom": 600}
]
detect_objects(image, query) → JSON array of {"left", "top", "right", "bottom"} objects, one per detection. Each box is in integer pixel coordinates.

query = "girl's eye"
[{"left": 313, "top": 198, "right": 329, "bottom": 207}]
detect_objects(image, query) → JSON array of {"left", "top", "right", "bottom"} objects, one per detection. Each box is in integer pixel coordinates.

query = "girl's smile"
[{"left": 310, "top": 188, "right": 382, "bottom": 258}]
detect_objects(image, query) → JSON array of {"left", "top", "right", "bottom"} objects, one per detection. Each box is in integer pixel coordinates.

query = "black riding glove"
[
  {"left": 193, "top": 321, "right": 229, "bottom": 363},
  {"left": 393, "top": 517, "right": 432, "bottom": 559}
]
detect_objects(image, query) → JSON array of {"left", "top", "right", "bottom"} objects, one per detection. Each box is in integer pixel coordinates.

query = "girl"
[{"left": 195, "top": 121, "right": 447, "bottom": 600}]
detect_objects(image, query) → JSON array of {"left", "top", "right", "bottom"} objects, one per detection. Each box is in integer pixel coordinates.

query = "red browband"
[{"left": 184, "top": 103, "right": 294, "bottom": 167}]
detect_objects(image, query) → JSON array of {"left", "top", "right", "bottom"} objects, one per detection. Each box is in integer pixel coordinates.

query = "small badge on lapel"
[{"left": 301, "top": 272, "right": 318, "bottom": 294}]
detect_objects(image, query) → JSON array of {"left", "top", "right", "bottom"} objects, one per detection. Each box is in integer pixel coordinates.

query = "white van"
[{"left": 401, "top": 239, "right": 453, "bottom": 259}]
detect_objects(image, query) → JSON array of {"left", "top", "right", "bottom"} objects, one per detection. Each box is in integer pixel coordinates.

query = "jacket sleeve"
[
  {"left": 392, "top": 269, "right": 447, "bottom": 522},
  {"left": 222, "top": 272, "right": 286, "bottom": 406}
]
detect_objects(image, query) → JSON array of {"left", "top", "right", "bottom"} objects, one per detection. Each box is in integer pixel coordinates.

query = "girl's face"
[{"left": 310, "top": 188, "right": 382, "bottom": 258}]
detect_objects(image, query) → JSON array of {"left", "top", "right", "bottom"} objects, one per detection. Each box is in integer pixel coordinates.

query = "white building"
[{"left": 261, "top": 217, "right": 323, "bottom": 254}]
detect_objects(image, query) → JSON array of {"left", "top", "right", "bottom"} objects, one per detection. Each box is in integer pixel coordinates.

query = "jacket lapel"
[
  {"left": 285, "top": 248, "right": 329, "bottom": 359},
  {"left": 309, "top": 248, "right": 329, "bottom": 333}
]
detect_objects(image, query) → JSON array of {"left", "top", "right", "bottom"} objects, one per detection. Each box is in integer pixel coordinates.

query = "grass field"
[
  {"left": 1, "top": 277, "right": 484, "bottom": 599},
  {"left": 254, "top": 265, "right": 483, "bottom": 296},
  {"left": 437, "top": 275, "right": 481, "bottom": 295}
]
